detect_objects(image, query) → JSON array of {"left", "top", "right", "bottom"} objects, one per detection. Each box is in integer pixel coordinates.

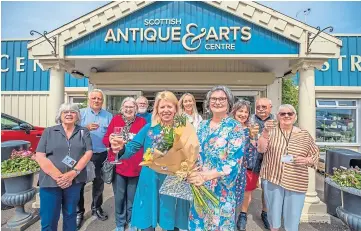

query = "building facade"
[{"left": 1, "top": 0, "right": 360, "bottom": 222}]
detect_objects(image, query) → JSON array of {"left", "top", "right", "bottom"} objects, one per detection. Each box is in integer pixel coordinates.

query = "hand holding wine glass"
[
  {"left": 249, "top": 116, "right": 260, "bottom": 140},
  {"left": 109, "top": 127, "right": 125, "bottom": 164}
]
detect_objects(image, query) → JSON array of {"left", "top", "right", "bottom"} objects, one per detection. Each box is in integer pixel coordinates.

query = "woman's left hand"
[
  {"left": 293, "top": 156, "right": 312, "bottom": 166},
  {"left": 188, "top": 171, "right": 206, "bottom": 186}
]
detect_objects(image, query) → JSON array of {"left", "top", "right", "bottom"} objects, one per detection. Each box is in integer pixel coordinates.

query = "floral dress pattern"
[
  {"left": 235, "top": 127, "right": 257, "bottom": 206},
  {"left": 189, "top": 117, "right": 246, "bottom": 231}
]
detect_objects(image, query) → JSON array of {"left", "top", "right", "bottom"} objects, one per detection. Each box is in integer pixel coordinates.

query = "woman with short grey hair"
[
  {"left": 204, "top": 85, "right": 234, "bottom": 116},
  {"left": 55, "top": 103, "right": 81, "bottom": 124},
  {"left": 188, "top": 85, "right": 247, "bottom": 230},
  {"left": 102, "top": 97, "right": 147, "bottom": 231},
  {"left": 35, "top": 103, "right": 93, "bottom": 231},
  {"left": 258, "top": 104, "right": 319, "bottom": 231}
]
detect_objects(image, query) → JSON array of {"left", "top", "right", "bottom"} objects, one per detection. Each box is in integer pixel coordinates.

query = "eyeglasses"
[
  {"left": 210, "top": 97, "right": 227, "bottom": 103},
  {"left": 124, "top": 106, "right": 135, "bottom": 109},
  {"left": 63, "top": 110, "right": 77, "bottom": 115},
  {"left": 256, "top": 105, "right": 268, "bottom": 110},
  {"left": 279, "top": 112, "right": 295, "bottom": 117}
]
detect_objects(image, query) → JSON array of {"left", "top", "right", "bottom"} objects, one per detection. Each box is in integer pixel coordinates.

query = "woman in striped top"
[{"left": 257, "top": 104, "right": 319, "bottom": 231}]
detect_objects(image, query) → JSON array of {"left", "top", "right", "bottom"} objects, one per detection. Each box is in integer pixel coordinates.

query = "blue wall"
[
  {"left": 293, "top": 35, "right": 361, "bottom": 86},
  {"left": 65, "top": 1, "right": 299, "bottom": 56},
  {"left": 1, "top": 40, "right": 88, "bottom": 91}
]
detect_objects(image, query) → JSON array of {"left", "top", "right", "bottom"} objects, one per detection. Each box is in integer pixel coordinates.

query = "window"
[
  {"left": 1, "top": 117, "right": 19, "bottom": 130},
  {"left": 316, "top": 99, "right": 358, "bottom": 143},
  {"left": 69, "top": 96, "right": 87, "bottom": 108}
]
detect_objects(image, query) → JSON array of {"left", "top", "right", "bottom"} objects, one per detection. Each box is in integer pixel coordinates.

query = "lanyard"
[{"left": 279, "top": 126, "right": 293, "bottom": 154}]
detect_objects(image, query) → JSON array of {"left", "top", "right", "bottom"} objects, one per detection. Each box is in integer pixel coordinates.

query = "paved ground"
[{"left": 1, "top": 173, "right": 350, "bottom": 231}]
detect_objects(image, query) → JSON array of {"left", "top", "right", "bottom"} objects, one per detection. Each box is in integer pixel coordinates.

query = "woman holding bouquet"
[
  {"left": 102, "top": 97, "right": 147, "bottom": 231},
  {"left": 109, "top": 91, "right": 190, "bottom": 231},
  {"left": 187, "top": 86, "right": 246, "bottom": 231},
  {"left": 178, "top": 93, "right": 203, "bottom": 130}
]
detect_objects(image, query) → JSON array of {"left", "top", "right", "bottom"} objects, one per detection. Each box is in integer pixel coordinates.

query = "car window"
[{"left": 1, "top": 117, "right": 20, "bottom": 130}]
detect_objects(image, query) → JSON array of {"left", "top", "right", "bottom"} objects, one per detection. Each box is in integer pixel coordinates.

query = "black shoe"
[
  {"left": 261, "top": 211, "right": 270, "bottom": 230},
  {"left": 92, "top": 207, "right": 108, "bottom": 221},
  {"left": 237, "top": 212, "right": 247, "bottom": 231},
  {"left": 76, "top": 212, "right": 84, "bottom": 230}
]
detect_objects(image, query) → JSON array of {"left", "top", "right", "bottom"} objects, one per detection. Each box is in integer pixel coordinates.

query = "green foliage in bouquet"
[
  {"left": 331, "top": 166, "right": 361, "bottom": 190},
  {"left": 158, "top": 114, "right": 188, "bottom": 153},
  {"left": 1, "top": 150, "right": 40, "bottom": 176}
]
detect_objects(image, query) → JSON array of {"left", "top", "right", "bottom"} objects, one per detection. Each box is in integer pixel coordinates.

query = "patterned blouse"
[
  {"left": 235, "top": 127, "right": 257, "bottom": 205},
  {"left": 189, "top": 117, "right": 245, "bottom": 231},
  {"left": 260, "top": 128, "right": 319, "bottom": 193}
]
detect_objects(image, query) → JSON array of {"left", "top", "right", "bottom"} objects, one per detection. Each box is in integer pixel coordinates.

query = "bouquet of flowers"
[
  {"left": 1, "top": 149, "right": 40, "bottom": 178},
  {"left": 140, "top": 114, "right": 219, "bottom": 216}
]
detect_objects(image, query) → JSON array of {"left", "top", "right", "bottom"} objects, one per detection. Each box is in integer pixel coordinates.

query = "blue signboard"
[
  {"left": 294, "top": 35, "right": 361, "bottom": 87},
  {"left": 1, "top": 40, "right": 88, "bottom": 91},
  {"left": 65, "top": 1, "right": 299, "bottom": 56}
]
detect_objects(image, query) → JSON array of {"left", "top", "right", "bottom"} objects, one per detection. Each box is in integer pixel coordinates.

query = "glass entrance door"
[{"left": 103, "top": 90, "right": 141, "bottom": 115}]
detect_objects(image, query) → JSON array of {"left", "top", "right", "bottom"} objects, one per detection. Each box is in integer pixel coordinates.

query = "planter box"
[{"left": 325, "top": 178, "right": 361, "bottom": 231}]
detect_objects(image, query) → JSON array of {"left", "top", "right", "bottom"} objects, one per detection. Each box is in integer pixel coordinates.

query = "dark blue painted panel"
[
  {"left": 295, "top": 36, "right": 361, "bottom": 87},
  {"left": 65, "top": 1, "right": 299, "bottom": 56},
  {"left": 1, "top": 40, "right": 89, "bottom": 91}
]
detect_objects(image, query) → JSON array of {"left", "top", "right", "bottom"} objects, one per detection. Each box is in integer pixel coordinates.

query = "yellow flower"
[
  {"left": 143, "top": 148, "right": 153, "bottom": 162},
  {"left": 174, "top": 126, "right": 184, "bottom": 136}
]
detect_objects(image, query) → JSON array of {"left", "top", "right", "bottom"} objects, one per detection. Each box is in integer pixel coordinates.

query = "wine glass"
[
  {"left": 249, "top": 116, "right": 260, "bottom": 140},
  {"left": 110, "top": 127, "right": 123, "bottom": 165}
]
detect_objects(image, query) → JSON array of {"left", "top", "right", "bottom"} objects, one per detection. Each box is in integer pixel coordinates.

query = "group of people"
[{"left": 34, "top": 85, "right": 319, "bottom": 231}]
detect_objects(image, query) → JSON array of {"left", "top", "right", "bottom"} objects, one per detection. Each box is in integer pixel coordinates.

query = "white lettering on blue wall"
[
  {"left": 144, "top": 18, "right": 181, "bottom": 26},
  {"left": 1, "top": 55, "right": 45, "bottom": 73},
  {"left": 320, "top": 55, "right": 361, "bottom": 72},
  {"left": 104, "top": 19, "right": 252, "bottom": 52}
]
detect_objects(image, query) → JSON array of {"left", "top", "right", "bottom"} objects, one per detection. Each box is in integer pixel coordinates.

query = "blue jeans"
[
  {"left": 262, "top": 180, "right": 306, "bottom": 231},
  {"left": 112, "top": 174, "right": 139, "bottom": 229},
  {"left": 40, "top": 183, "right": 82, "bottom": 231}
]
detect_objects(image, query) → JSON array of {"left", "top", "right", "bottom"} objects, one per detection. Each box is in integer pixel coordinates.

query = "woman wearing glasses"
[
  {"left": 35, "top": 103, "right": 93, "bottom": 231},
  {"left": 257, "top": 104, "right": 319, "bottom": 231},
  {"left": 187, "top": 86, "right": 246, "bottom": 231},
  {"left": 102, "top": 97, "right": 147, "bottom": 231}
]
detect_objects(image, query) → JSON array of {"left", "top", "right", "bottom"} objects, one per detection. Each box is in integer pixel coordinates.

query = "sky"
[{"left": 1, "top": 1, "right": 361, "bottom": 39}]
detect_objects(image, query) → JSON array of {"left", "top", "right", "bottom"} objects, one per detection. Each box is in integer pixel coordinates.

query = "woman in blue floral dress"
[{"left": 188, "top": 86, "right": 247, "bottom": 231}]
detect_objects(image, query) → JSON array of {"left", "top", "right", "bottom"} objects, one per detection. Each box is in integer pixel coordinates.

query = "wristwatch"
[{"left": 72, "top": 167, "right": 81, "bottom": 175}]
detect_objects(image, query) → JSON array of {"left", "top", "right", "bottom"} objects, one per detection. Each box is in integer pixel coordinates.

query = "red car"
[{"left": 1, "top": 113, "right": 45, "bottom": 152}]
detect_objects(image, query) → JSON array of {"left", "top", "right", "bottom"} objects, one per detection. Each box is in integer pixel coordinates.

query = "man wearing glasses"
[
  {"left": 237, "top": 98, "right": 276, "bottom": 231},
  {"left": 77, "top": 89, "right": 113, "bottom": 229}
]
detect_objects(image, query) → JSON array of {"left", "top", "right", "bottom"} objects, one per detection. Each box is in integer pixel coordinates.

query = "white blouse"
[{"left": 185, "top": 113, "right": 203, "bottom": 131}]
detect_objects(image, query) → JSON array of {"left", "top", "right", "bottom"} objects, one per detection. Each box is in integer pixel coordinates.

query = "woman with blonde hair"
[
  {"left": 178, "top": 93, "right": 203, "bottom": 129},
  {"left": 109, "top": 91, "right": 190, "bottom": 231}
]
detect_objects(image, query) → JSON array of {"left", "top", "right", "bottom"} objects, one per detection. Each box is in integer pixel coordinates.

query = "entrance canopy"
[{"left": 28, "top": 1, "right": 342, "bottom": 78}]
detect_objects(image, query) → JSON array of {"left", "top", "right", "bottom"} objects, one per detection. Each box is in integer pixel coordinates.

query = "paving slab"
[{"left": 1, "top": 173, "right": 351, "bottom": 231}]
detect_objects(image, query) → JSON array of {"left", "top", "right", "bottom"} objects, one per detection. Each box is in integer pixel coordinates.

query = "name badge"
[
  {"left": 281, "top": 154, "right": 293, "bottom": 163},
  {"left": 62, "top": 155, "right": 77, "bottom": 168}
]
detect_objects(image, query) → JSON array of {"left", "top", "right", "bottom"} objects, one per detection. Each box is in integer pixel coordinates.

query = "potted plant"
[
  {"left": 325, "top": 166, "right": 361, "bottom": 231},
  {"left": 1, "top": 149, "right": 40, "bottom": 228}
]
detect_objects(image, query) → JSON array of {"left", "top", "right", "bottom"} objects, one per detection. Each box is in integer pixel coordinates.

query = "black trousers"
[
  {"left": 112, "top": 174, "right": 139, "bottom": 227},
  {"left": 77, "top": 151, "right": 107, "bottom": 214}
]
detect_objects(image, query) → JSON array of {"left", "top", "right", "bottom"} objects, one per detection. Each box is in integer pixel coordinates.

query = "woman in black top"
[{"left": 35, "top": 103, "right": 93, "bottom": 231}]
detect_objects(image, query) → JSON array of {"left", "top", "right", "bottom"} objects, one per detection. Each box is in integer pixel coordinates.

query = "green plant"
[
  {"left": 282, "top": 78, "right": 299, "bottom": 111},
  {"left": 1, "top": 150, "right": 40, "bottom": 175},
  {"left": 330, "top": 166, "right": 361, "bottom": 190}
]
